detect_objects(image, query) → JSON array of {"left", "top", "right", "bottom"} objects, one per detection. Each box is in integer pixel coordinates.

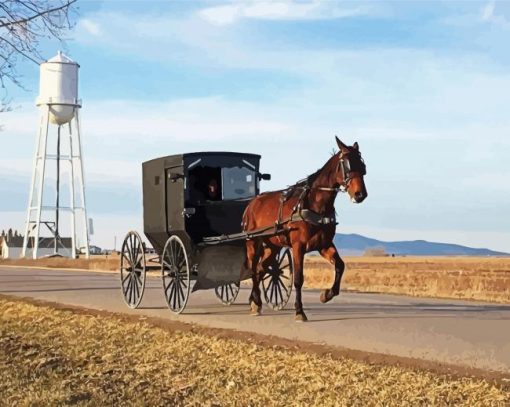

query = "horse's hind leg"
[
  {"left": 318, "top": 244, "right": 345, "bottom": 304},
  {"left": 246, "top": 239, "right": 263, "bottom": 315}
]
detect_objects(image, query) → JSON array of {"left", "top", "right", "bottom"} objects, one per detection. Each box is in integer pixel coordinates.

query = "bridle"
[
  {"left": 273, "top": 149, "right": 366, "bottom": 230},
  {"left": 314, "top": 151, "right": 366, "bottom": 193}
]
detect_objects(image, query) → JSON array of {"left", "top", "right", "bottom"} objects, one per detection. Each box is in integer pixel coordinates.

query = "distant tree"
[
  {"left": 0, "top": 0, "right": 77, "bottom": 111},
  {"left": 363, "top": 247, "right": 388, "bottom": 257},
  {"left": 1, "top": 230, "right": 4, "bottom": 237}
]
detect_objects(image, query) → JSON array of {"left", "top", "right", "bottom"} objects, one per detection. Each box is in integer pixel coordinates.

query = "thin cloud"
[
  {"left": 78, "top": 18, "right": 102, "bottom": 36},
  {"left": 198, "top": 1, "right": 373, "bottom": 26},
  {"left": 480, "top": 1, "right": 510, "bottom": 29},
  {"left": 481, "top": 1, "right": 495, "bottom": 21}
]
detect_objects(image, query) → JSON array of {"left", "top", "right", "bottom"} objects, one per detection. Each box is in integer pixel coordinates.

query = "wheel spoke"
[
  {"left": 121, "top": 272, "right": 130, "bottom": 285},
  {"left": 169, "top": 242, "right": 175, "bottom": 262},
  {"left": 133, "top": 271, "right": 142, "bottom": 286},
  {"left": 135, "top": 237, "right": 142, "bottom": 259},
  {"left": 131, "top": 273, "right": 138, "bottom": 304},
  {"left": 167, "top": 279, "right": 175, "bottom": 304},
  {"left": 130, "top": 237, "right": 136, "bottom": 268},
  {"left": 123, "top": 273, "right": 132, "bottom": 296},
  {"left": 177, "top": 280, "right": 185, "bottom": 306},
  {"left": 126, "top": 247, "right": 134, "bottom": 269},
  {"left": 174, "top": 280, "right": 181, "bottom": 308},
  {"left": 162, "top": 260, "right": 172, "bottom": 272},
  {"left": 128, "top": 275, "right": 134, "bottom": 304},
  {"left": 168, "top": 241, "right": 174, "bottom": 266},
  {"left": 165, "top": 279, "right": 174, "bottom": 296},
  {"left": 269, "top": 280, "right": 276, "bottom": 304},
  {"left": 122, "top": 251, "right": 131, "bottom": 266},
  {"left": 171, "top": 281, "right": 177, "bottom": 310},
  {"left": 275, "top": 278, "right": 283, "bottom": 303},
  {"left": 133, "top": 275, "right": 140, "bottom": 301},
  {"left": 176, "top": 243, "right": 183, "bottom": 264},
  {"left": 272, "top": 278, "right": 278, "bottom": 304},
  {"left": 267, "top": 279, "right": 274, "bottom": 304},
  {"left": 278, "top": 277, "right": 289, "bottom": 295},
  {"left": 128, "top": 235, "right": 134, "bottom": 263}
]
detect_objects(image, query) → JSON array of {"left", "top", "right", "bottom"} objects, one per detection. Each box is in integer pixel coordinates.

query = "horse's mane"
[{"left": 270, "top": 153, "right": 338, "bottom": 198}]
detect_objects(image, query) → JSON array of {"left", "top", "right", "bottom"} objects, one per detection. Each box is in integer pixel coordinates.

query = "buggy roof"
[{"left": 143, "top": 151, "right": 261, "bottom": 167}]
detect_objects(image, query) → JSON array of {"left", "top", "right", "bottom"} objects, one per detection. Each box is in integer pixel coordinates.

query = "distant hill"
[{"left": 333, "top": 233, "right": 509, "bottom": 256}]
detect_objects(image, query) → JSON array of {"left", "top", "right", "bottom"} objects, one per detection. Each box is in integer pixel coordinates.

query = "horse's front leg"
[
  {"left": 319, "top": 244, "right": 345, "bottom": 303},
  {"left": 246, "top": 239, "right": 263, "bottom": 315},
  {"left": 292, "top": 245, "right": 307, "bottom": 322}
]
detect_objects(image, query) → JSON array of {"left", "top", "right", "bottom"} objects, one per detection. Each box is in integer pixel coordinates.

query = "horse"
[{"left": 242, "top": 137, "right": 368, "bottom": 321}]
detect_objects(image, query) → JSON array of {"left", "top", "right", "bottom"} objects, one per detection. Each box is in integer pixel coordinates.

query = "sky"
[{"left": 1, "top": 0, "right": 510, "bottom": 252}]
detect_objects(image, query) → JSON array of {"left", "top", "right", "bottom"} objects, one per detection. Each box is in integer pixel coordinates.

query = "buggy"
[{"left": 119, "top": 152, "right": 293, "bottom": 313}]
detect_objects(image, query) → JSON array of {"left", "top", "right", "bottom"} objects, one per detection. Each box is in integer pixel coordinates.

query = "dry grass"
[
  {"left": 0, "top": 254, "right": 120, "bottom": 272},
  {"left": 305, "top": 256, "right": 510, "bottom": 304},
  {"left": 1, "top": 297, "right": 508, "bottom": 406},
  {"left": 2, "top": 255, "right": 510, "bottom": 303}
]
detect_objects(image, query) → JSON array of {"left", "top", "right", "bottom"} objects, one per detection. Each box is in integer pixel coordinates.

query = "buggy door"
[{"left": 165, "top": 166, "right": 185, "bottom": 233}]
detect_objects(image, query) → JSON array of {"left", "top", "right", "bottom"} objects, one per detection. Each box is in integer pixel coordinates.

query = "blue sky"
[{"left": 1, "top": 0, "right": 510, "bottom": 252}]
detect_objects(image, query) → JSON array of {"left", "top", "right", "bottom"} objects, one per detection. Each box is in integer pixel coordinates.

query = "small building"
[
  {"left": 0, "top": 235, "right": 73, "bottom": 259},
  {"left": 89, "top": 245, "right": 102, "bottom": 255}
]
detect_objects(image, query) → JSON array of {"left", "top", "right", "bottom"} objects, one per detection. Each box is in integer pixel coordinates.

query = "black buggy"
[{"left": 119, "top": 152, "right": 293, "bottom": 314}]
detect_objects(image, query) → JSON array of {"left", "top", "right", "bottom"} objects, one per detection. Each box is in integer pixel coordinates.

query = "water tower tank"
[{"left": 36, "top": 51, "right": 81, "bottom": 125}]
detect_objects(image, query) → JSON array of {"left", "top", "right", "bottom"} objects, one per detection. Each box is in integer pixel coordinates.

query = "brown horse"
[{"left": 242, "top": 137, "right": 367, "bottom": 321}]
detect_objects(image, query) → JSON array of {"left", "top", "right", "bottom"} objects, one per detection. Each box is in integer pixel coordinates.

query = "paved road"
[{"left": 1, "top": 266, "right": 509, "bottom": 374}]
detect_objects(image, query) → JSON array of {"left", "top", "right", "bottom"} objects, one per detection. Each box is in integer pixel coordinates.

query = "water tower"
[{"left": 21, "top": 51, "right": 90, "bottom": 259}]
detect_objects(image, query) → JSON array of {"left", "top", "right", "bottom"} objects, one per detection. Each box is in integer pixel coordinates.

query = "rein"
[{"left": 244, "top": 149, "right": 365, "bottom": 236}]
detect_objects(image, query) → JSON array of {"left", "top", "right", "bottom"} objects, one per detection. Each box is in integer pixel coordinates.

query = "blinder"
[{"left": 337, "top": 152, "right": 366, "bottom": 188}]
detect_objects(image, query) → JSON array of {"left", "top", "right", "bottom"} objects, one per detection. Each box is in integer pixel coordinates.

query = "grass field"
[
  {"left": 1, "top": 255, "right": 509, "bottom": 303},
  {"left": 1, "top": 296, "right": 508, "bottom": 406},
  {"left": 306, "top": 256, "right": 510, "bottom": 304}
]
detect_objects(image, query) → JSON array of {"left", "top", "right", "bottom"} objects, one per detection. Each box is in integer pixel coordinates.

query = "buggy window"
[
  {"left": 222, "top": 166, "right": 256, "bottom": 200},
  {"left": 187, "top": 166, "right": 222, "bottom": 203},
  {"left": 187, "top": 164, "right": 256, "bottom": 203}
]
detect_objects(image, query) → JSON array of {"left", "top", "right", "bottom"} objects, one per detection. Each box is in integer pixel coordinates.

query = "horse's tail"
[
  {"left": 241, "top": 197, "right": 257, "bottom": 232},
  {"left": 241, "top": 202, "right": 250, "bottom": 232}
]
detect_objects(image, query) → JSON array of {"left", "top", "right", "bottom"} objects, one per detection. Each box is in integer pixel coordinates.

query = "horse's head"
[{"left": 334, "top": 136, "right": 368, "bottom": 203}]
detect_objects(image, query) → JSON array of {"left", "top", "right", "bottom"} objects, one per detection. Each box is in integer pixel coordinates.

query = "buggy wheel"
[
  {"left": 161, "top": 236, "right": 190, "bottom": 314},
  {"left": 262, "top": 247, "right": 293, "bottom": 310},
  {"left": 215, "top": 282, "right": 240, "bottom": 306},
  {"left": 120, "top": 231, "right": 146, "bottom": 309}
]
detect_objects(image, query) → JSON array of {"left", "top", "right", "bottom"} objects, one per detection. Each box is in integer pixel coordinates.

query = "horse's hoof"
[
  {"left": 320, "top": 289, "right": 331, "bottom": 303},
  {"left": 295, "top": 313, "right": 308, "bottom": 322},
  {"left": 250, "top": 302, "right": 262, "bottom": 316}
]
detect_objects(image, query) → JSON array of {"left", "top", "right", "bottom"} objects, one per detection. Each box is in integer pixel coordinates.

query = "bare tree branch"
[
  {"left": 0, "top": 0, "right": 76, "bottom": 29},
  {"left": 0, "top": 0, "right": 77, "bottom": 110}
]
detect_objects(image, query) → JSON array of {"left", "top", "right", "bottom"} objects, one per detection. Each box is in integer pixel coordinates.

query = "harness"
[
  {"left": 273, "top": 152, "right": 356, "bottom": 231},
  {"left": 243, "top": 150, "right": 366, "bottom": 238}
]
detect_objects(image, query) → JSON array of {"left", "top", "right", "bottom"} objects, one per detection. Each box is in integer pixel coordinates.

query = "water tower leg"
[
  {"left": 22, "top": 106, "right": 50, "bottom": 259},
  {"left": 68, "top": 121, "right": 76, "bottom": 259},
  {"left": 22, "top": 108, "right": 46, "bottom": 257},
  {"left": 75, "top": 110, "right": 90, "bottom": 259},
  {"left": 32, "top": 106, "right": 50, "bottom": 259}
]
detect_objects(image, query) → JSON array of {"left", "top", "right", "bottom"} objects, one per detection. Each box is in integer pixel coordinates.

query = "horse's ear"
[
  {"left": 353, "top": 142, "right": 359, "bottom": 151},
  {"left": 335, "top": 136, "right": 348, "bottom": 151}
]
